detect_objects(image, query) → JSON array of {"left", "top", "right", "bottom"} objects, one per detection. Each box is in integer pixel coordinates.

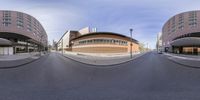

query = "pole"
[{"left": 130, "top": 28, "right": 133, "bottom": 58}]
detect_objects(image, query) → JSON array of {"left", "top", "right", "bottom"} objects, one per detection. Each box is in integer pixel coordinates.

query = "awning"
[
  {"left": 171, "top": 37, "right": 200, "bottom": 46},
  {"left": 0, "top": 38, "right": 12, "bottom": 46}
]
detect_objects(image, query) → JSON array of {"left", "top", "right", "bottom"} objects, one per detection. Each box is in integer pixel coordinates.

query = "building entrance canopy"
[
  {"left": 0, "top": 38, "right": 12, "bottom": 46},
  {"left": 171, "top": 37, "right": 200, "bottom": 46}
]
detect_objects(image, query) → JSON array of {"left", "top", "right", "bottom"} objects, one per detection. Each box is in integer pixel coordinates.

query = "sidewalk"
[
  {"left": 0, "top": 52, "right": 45, "bottom": 68},
  {"left": 0, "top": 52, "right": 40, "bottom": 61},
  {"left": 163, "top": 53, "right": 200, "bottom": 68},
  {"left": 59, "top": 51, "right": 147, "bottom": 66}
]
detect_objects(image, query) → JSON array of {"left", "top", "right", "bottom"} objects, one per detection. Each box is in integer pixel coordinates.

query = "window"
[
  {"left": 178, "top": 14, "right": 184, "bottom": 30},
  {"left": 188, "top": 11, "right": 197, "bottom": 27},
  {"left": 77, "top": 38, "right": 128, "bottom": 46},
  {"left": 170, "top": 16, "right": 176, "bottom": 33},
  {"left": 16, "top": 12, "right": 24, "bottom": 28},
  {"left": 2, "top": 11, "right": 11, "bottom": 26}
]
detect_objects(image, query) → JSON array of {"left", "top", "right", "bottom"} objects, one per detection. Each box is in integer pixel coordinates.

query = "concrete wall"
[{"left": 57, "top": 31, "right": 70, "bottom": 51}]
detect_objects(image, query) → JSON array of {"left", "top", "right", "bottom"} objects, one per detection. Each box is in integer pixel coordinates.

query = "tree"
[{"left": 139, "top": 43, "right": 148, "bottom": 52}]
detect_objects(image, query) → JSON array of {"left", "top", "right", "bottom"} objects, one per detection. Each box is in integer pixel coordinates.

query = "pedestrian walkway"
[
  {"left": 0, "top": 52, "right": 40, "bottom": 61},
  {"left": 163, "top": 53, "right": 200, "bottom": 68},
  {"left": 59, "top": 51, "right": 147, "bottom": 66},
  {"left": 0, "top": 52, "right": 45, "bottom": 68}
]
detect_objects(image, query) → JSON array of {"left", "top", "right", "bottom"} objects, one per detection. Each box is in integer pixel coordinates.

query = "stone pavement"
[
  {"left": 59, "top": 51, "right": 147, "bottom": 66},
  {"left": 164, "top": 53, "right": 200, "bottom": 68}
]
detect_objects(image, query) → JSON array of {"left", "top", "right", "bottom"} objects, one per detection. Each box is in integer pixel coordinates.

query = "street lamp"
[{"left": 130, "top": 28, "right": 133, "bottom": 58}]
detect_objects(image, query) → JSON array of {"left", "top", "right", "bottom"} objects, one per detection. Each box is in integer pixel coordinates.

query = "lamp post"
[{"left": 130, "top": 28, "right": 133, "bottom": 58}]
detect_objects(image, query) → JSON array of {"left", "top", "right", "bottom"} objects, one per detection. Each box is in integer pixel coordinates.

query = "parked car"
[{"left": 157, "top": 50, "right": 162, "bottom": 54}]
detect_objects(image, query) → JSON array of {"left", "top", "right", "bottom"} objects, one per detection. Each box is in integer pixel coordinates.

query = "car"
[{"left": 157, "top": 50, "right": 162, "bottom": 54}]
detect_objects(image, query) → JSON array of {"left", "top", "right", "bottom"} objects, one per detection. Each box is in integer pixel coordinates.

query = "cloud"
[{"left": 1, "top": 0, "right": 200, "bottom": 48}]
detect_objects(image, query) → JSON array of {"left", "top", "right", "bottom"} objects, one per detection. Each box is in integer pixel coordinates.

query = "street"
[{"left": 0, "top": 52, "right": 200, "bottom": 100}]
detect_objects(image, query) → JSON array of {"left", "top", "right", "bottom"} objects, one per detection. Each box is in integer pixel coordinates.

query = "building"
[
  {"left": 0, "top": 10, "right": 48, "bottom": 55},
  {"left": 57, "top": 27, "right": 139, "bottom": 53},
  {"left": 0, "top": 38, "right": 12, "bottom": 55},
  {"left": 51, "top": 40, "right": 57, "bottom": 51},
  {"left": 162, "top": 10, "right": 200, "bottom": 55},
  {"left": 156, "top": 32, "right": 162, "bottom": 51}
]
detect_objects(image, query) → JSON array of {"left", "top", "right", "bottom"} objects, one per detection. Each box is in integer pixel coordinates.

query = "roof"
[
  {"left": 0, "top": 38, "right": 12, "bottom": 46},
  {"left": 57, "top": 30, "right": 79, "bottom": 43},
  {"left": 171, "top": 37, "right": 200, "bottom": 46},
  {"left": 70, "top": 32, "right": 139, "bottom": 43}
]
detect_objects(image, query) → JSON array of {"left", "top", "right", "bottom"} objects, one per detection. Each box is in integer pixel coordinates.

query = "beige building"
[{"left": 57, "top": 27, "right": 139, "bottom": 53}]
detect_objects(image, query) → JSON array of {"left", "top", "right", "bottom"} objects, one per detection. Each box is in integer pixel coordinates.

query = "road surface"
[{"left": 0, "top": 52, "right": 200, "bottom": 100}]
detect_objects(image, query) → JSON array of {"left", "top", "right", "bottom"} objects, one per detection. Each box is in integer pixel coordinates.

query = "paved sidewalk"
[
  {"left": 164, "top": 53, "right": 200, "bottom": 68},
  {"left": 59, "top": 51, "right": 147, "bottom": 66},
  {"left": 0, "top": 52, "right": 40, "bottom": 61},
  {"left": 0, "top": 52, "right": 45, "bottom": 68}
]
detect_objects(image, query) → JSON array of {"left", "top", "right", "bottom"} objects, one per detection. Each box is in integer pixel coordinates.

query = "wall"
[
  {"left": 0, "top": 47, "right": 13, "bottom": 55},
  {"left": 72, "top": 46, "right": 127, "bottom": 53},
  {"left": 162, "top": 11, "right": 200, "bottom": 48},
  {"left": 57, "top": 31, "right": 70, "bottom": 51},
  {"left": 0, "top": 11, "right": 47, "bottom": 46},
  {"left": 127, "top": 42, "right": 139, "bottom": 53},
  {"left": 71, "top": 34, "right": 139, "bottom": 53}
]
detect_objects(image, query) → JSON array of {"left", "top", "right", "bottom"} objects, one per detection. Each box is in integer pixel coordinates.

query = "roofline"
[
  {"left": 162, "top": 10, "right": 200, "bottom": 30},
  {"left": 70, "top": 32, "right": 139, "bottom": 43},
  {"left": 57, "top": 30, "right": 79, "bottom": 43},
  {"left": 0, "top": 38, "right": 12, "bottom": 46},
  {"left": 57, "top": 30, "right": 69, "bottom": 43}
]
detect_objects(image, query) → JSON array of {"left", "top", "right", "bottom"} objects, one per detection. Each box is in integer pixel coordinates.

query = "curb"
[
  {"left": 58, "top": 52, "right": 148, "bottom": 67},
  {"left": 163, "top": 53, "right": 200, "bottom": 68},
  {"left": 0, "top": 54, "right": 49, "bottom": 69}
]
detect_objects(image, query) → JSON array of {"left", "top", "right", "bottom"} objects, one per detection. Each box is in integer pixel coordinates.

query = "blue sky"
[{"left": 1, "top": 0, "right": 200, "bottom": 49}]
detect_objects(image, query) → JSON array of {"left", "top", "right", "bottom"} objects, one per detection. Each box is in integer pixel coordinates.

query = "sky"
[{"left": 1, "top": 0, "right": 200, "bottom": 49}]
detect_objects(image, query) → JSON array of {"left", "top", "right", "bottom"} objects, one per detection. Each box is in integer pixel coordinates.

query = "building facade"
[
  {"left": 57, "top": 27, "right": 139, "bottom": 53},
  {"left": 162, "top": 10, "right": 200, "bottom": 55},
  {"left": 156, "top": 32, "right": 162, "bottom": 51},
  {"left": 0, "top": 10, "right": 48, "bottom": 55}
]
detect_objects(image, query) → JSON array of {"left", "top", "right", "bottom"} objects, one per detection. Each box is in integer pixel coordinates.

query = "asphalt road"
[{"left": 0, "top": 52, "right": 200, "bottom": 100}]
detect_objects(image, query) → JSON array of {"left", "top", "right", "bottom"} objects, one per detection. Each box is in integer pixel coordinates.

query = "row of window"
[
  {"left": 1, "top": 11, "right": 40, "bottom": 28},
  {"left": 1, "top": 12, "right": 43, "bottom": 37},
  {"left": 1, "top": 20, "right": 42, "bottom": 34},
  {"left": 73, "top": 39, "right": 128, "bottom": 46},
  {"left": 2, "top": 11, "right": 12, "bottom": 26},
  {"left": 167, "top": 12, "right": 199, "bottom": 34},
  {"left": 2, "top": 20, "right": 38, "bottom": 28}
]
